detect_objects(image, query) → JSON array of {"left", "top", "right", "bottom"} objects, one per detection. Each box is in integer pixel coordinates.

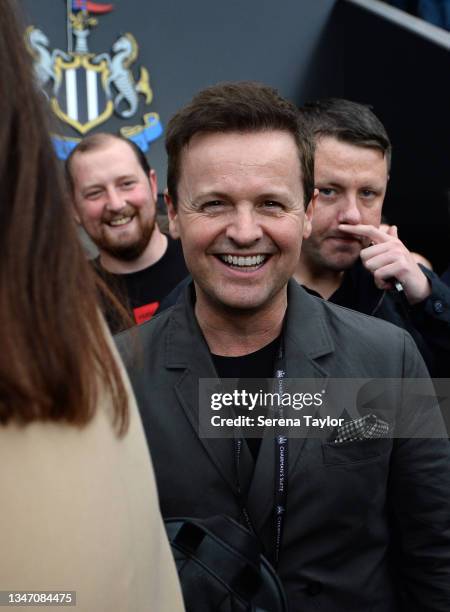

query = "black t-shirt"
[
  {"left": 212, "top": 336, "right": 280, "bottom": 460},
  {"left": 302, "top": 260, "right": 381, "bottom": 315},
  {"left": 93, "top": 236, "right": 188, "bottom": 333}
]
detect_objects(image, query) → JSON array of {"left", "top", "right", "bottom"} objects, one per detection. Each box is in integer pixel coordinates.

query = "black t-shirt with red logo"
[{"left": 92, "top": 236, "right": 188, "bottom": 334}]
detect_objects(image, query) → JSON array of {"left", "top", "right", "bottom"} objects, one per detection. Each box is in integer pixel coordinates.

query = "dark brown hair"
[
  {"left": 300, "top": 98, "right": 392, "bottom": 170},
  {"left": 165, "top": 81, "right": 314, "bottom": 209},
  {"left": 0, "top": 0, "right": 128, "bottom": 433}
]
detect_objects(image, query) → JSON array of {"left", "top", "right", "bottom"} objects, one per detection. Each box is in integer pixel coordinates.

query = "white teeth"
[
  {"left": 220, "top": 254, "right": 267, "bottom": 267},
  {"left": 109, "top": 216, "right": 132, "bottom": 227}
]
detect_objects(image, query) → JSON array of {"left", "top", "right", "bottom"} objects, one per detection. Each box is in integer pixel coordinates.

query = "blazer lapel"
[{"left": 165, "top": 285, "right": 249, "bottom": 497}]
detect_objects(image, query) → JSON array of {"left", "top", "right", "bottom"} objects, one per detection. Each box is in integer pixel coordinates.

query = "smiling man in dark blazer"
[{"left": 117, "top": 82, "right": 450, "bottom": 611}]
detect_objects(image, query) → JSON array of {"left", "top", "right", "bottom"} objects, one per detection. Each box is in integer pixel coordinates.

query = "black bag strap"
[
  {"left": 183, "top": 515, "right": 261, "bottom": 560},
  {"left": 169, "top": 517, "right": 263, "bottom": 601},
  {"left": 166, "top": 516, "right": 288, "bottom": 612}
]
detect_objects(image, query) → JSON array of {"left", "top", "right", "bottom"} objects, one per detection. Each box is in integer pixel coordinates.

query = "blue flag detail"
[
  {"left": 121, "top": 112, "right": 163, "bottom": 153},
  {"left": 52, "top": 135, "right": 80, "bottom": 160},
  {"left": 51, "top": 113, "right": 163, "bottom": 159},
  {"left": 72, "top": 0, "right": 87, "bottom": 10}
]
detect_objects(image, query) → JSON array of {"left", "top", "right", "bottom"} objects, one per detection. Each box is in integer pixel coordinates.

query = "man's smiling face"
[
  {"left": 166, "top": 130, "right": 314, "bottom": 315},
  {"left": 71, "top": 138, "right": 158, "bottom": 261}
]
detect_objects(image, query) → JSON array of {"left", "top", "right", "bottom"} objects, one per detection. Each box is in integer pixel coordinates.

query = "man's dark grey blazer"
[{"left": 117, "top": 280, "right": 450, "bottom": 611}]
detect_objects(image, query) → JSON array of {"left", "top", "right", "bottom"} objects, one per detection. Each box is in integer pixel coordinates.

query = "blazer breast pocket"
[{"left": 322, "top": 437, "right": 392, "bottom": 466}]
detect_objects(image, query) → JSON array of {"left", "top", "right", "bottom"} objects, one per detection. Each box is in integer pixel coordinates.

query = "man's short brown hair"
[
  {"left": 65, "top": 132, "right": 151, "bottom": 193},
  {"left": 299, "top": 98, "right": 392, "bottom": 170},
  {"left": 165, "top": 81, "right": 314, "bottom": 209}
]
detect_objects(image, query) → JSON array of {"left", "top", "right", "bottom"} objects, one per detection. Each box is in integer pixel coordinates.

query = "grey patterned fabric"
[{"left": 333, "top": 414, "right": 389, "bottom": 444}]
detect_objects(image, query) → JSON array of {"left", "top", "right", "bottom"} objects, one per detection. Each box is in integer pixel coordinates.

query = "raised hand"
[{"left": 338, "top": 223, "right": 431, "bottom": 304}]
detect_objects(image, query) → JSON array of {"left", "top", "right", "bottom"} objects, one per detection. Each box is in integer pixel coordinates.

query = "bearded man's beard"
[{"left": 98, "top": 217, "right": 155, "bottom": 261}]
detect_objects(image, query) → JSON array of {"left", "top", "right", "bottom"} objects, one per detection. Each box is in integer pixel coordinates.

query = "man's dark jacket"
[
  {"left": 117, "top": 281, "right": 450, "bottom": 611},
  {"left": 317, "top": 261, "right": 450, "bottom": 377}
]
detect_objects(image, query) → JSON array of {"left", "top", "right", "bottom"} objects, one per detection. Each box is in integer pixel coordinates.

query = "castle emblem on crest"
[{"left": 25, "top": 0, "right": 162, "bottom": 158}]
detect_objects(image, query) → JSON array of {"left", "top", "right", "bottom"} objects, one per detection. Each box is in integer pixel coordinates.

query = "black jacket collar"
[{"left": 164, "top": 279, "right": 334, "bottom": 376}]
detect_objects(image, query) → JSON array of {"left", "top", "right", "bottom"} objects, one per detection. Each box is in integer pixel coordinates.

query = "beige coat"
[{"left": 0, "top": 348, "right": 184, "bottom": 612}]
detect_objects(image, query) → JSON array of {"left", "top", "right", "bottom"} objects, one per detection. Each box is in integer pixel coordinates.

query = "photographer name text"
[{"left": 210, "top": 415, "right": 344, "bottom": 428}]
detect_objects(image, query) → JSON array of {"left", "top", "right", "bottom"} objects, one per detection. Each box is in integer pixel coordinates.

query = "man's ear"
[
  {"left": 72, "top": 201, "right": 81, "bottom": 225},
  {"left": 149, "top": 169, "right": 158, "bottom": 202},
  {"left": 302, "top": 188, "right": 318, "bottom": 239},
  {"left": 164, "top": 189, "right": 180, "bottom": 239}
]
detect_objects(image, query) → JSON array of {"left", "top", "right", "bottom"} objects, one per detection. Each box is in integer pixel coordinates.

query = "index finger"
[{"left": 338, "top": 224, "right": 392, "bottom": 244}]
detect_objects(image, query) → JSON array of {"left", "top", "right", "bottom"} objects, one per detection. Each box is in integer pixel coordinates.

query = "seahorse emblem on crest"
[{"left": 25, "top": 2, "right": 162, "bottom": 158}]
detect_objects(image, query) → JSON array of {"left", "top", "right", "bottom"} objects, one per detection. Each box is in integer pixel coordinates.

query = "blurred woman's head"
[{"left": 0, "top": 0, "right": 128, "bottom": 432}]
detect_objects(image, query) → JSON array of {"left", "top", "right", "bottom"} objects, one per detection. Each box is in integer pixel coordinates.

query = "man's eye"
[
  {"left": 318, "top": 188, "right": 336, "bottom": 197},
  {"left": 85, "top": 191, "right": 102, "bottom": 199},
  {"left": 201, "top": 200, "right": 224, "bottom": 211},
  {"left": 262, "top": 201, "right": 283, "bottom": 210},
  {"left": 360, "top": 189, "right": 376, "bottom": 198},
  {"left": 121, "top": 180, "right": 136, "bottom": 189}
]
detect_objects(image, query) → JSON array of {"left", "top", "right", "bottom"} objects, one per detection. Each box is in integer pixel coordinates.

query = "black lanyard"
[
  {"left": 234, "top": 336, "right": 288, "bottom": 567},
  {"left": 273, "top": 340, "right": 288, "bottom": 567}
]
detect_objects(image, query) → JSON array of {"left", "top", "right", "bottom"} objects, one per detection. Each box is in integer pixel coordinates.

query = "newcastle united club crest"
[{"left": 25, "top": 0, "right": 162, "bottom": 158}]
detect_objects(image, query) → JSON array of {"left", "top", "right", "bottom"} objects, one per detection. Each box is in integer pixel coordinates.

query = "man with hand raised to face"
[
  {"left": 116, "top": 82, "right": 450, "bottom": 611},
  {"left": 295, "top": 98, "right": 450, "bottom": 377}
]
